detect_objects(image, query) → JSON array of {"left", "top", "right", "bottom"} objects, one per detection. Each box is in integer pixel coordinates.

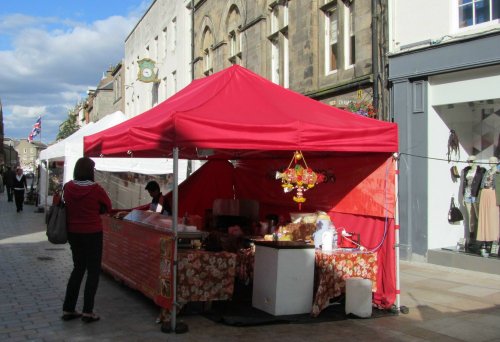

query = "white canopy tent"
[{"left": 38, "top": 111, "right": 189, "bottom": 207}]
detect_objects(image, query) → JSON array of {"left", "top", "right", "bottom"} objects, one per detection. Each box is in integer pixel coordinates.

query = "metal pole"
[
  {"left": 371, "top": 0, "right": 379, "bottom": 113},
  {"left": 394, "top": 152, "right": 400, "bottom": 311},
  {"left": 45, "top": 160, "right": 49, "bottom": 211},
  {"left": 171, "top": 147, "right": 179, "bottom": 332}
]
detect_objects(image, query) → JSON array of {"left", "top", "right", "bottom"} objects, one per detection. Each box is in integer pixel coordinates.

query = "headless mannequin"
[
  {"left": 463, "top": 158, "right": 479, "bottom": 235},
  {"left": 462, "top": 157, "right": 484, "bottom": 239},
  {"left": 477, "top": 157, "right": 499, "bottom": 243}
]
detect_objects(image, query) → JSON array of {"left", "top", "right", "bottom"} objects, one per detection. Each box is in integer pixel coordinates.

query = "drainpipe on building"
[
  {"left": 186, "top": 0, "right": 195, "bottom": 178},
  {"left": 372, "top": 0, "right": 379, "bottom": 116},
  {"left": 191, "top": 0, "right": 195, "bottom": 82}
]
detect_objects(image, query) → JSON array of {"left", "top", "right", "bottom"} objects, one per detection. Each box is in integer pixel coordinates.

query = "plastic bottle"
[
  {"left": 332, "top": 229, "right": 338, "bottom": 250},
  {"left": 480, "top": 242, "right": 487, "bottom": 257}
]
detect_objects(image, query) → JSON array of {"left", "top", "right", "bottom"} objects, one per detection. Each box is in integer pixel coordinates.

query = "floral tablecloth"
[
  {"left": 236, "top": 247, "right": 255, "bottom": 285},
  {"left": 177, "top": 250, "right": 237, "bottom": 303},
  {"left": 311, "top": 251, "right": 377, "bottom": 317}
]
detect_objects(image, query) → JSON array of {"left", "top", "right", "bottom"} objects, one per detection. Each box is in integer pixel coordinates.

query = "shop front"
[{"left": 389, "top": 32, "right": 500, "bottom": 273}]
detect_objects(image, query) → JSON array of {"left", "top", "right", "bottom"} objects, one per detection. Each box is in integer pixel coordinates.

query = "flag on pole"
[{"left": 28, "top": 116, "right": 41, "bottom": 142}]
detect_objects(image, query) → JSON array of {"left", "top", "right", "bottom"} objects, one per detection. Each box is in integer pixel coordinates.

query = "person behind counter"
[
  {"left": 114, "top": 180, "right": 171, "bottom": 218},
  {"left": 144, "top": 180, "right": 171, "bottom": 215},
  {"left": 61, "top": 157, "right": 112, "bottom": 323}
]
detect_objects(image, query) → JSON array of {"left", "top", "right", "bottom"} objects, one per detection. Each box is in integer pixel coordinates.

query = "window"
[
  {"left": 268, "top": 1, "right": 290, "bottom": 87},
  {"left": 163, "top": 77, "right": 167, "bottom": 100},
  {"left": 283, "top": 33, "right": 289, "bottom": 88},
  {"left": 326, "top": 4, "right": 339, "bottom": 72},
  {"left": 204, "top": 48, "right": 212, "bottom": 75},
  {"left": 117, "top": 75, "right": 122, "bottom": 99},
  {"left": 230, "top": 31, "right": 237, "bottom": 56},
  {"left": 459, "top": 0, "right": 500, "bottom": 28},
  {"left": 346, "top": 3, "right": 355, "bottom": 67},
  {"left": 162, "top": 27, "right": 168, "bottom": 59},
  {"left": 114, "top": 79, "right": 118, "bottom": 101},
  {"left": 271, "top": 37, "right": 280, "bottom": 84},
  {"left": 283, "top": 1, "right": 289, "bottom": 27},
  {"left": 202, "top": 27, "right": 214, "bottom": 76},
  {"left": 171, "top": 17, "right": 177, "bottom": 52},
  {"left": 323, "top": 0, "right": 355, "bottom": 73},
  {"left": 154, "top": 36, "right": 158, "bottom": 62},
  {"left": 271, "top": 6, "right": 279, "bottom": 33},
  {"left": 226, "top": 5, "right": 242, "bottom": 65},
  {"left": 172, "top": 70, "right": 177, "bottom": 94}
]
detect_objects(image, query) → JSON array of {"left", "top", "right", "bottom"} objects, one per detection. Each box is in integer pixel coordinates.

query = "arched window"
[
  {"left": 202, "top": 27, "right": 214, "bottom": 76},
  {"left": 226, "top": 5, "right": 242, "bottom": 65}
]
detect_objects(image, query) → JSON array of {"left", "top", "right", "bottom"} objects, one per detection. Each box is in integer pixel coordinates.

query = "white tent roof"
[
  {"left": 38, "top": 111, "right": 188, "bottom": 206},
  {"left": 40, "top": 111, "right": 126, "bottom": 161}
]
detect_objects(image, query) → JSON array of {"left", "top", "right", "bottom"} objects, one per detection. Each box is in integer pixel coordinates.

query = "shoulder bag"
[
  {"left": 448, "top": 197, "right": 463, "bottom": 224},
  {"left": 46, "top": 189, "right": 68, "bottom": 244}
]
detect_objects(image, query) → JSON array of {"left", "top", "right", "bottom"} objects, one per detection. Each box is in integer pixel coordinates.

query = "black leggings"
[
  {"left": 63, "top": 232, "right": 103, "bottom": 314},
  {"left": 14, "top": 189, "right": 24, "bottom": 211}
]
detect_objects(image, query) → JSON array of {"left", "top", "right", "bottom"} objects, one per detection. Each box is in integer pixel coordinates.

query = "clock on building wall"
[{"left": 137, "top": 58, "right": 159, "bottom": 83}]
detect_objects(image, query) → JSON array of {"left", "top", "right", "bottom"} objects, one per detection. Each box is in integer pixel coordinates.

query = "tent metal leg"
[{"left": 394, "top": 152, "right": 401, "bottom": 311}]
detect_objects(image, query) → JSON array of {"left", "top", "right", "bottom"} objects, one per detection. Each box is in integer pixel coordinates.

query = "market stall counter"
[
  {"left": 237, "top": 244, "right": 377, "bottom": 317},
  {"left": 252, "top": 240, "right": 315, "bottom": 316},
  {"left": 101, "top": 212, "right": 237, "bottom": 319}
]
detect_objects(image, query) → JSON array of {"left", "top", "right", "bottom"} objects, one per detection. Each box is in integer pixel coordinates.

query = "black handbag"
[
  {"left": 448, "top": 197, "right": 463, "bottom": 223},
  {"left": 46, "top": 188, "right": 68, "bottom": 244}
]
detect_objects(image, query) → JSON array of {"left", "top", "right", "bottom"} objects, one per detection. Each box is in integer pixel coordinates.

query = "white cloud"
[{"left": 0, "top": 12, "right": 138, "bottom": 143}]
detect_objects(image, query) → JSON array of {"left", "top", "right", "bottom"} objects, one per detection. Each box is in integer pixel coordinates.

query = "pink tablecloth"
[{"left": 312, "top": 251, "right": 377, "bottom": 317}]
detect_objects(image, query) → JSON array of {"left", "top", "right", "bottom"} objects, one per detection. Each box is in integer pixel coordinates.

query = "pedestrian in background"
[
  {"left": 0, "top": 171, "right": 4, "bottom": 193},
  {"left": 4, "top": 166, "right": 15, "bottom": 202},
  {"left": 12, "top": 167, "right": 27, "bottom": 212},
  {"left": 61, "top": 157, "right": 112, "bottom": 323}
]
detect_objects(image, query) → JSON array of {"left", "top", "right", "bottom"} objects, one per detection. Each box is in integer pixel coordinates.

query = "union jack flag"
[{"left": 28, "top": 116, "right": 41, "bottom": 142}]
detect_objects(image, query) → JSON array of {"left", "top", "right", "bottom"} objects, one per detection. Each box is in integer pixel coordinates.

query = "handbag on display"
[
  {"left": 447, "top": 197, "right": 463, "bottom": 223},
  {"left": 450, "top": 165, "right": 460, "bottom": 179},
  {"left": 46, "top": 189, "right": 68, "bottom": 244}
]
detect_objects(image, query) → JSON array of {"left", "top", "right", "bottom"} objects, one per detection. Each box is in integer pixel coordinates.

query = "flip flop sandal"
[
  {"left": 61, "top": 312, "right": 82, "bottom": 321},
  {"left": 81, "top": 314, "right": 100, "bottom": 323}
]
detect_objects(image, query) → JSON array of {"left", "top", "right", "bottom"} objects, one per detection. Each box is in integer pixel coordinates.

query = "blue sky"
[{"left": 0, "top": 0, "right": 152, "bottom": 144}]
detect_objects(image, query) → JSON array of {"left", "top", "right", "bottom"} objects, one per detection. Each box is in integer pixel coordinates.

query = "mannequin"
[
  {"left": 477, "top": 156, "right": 499, "bottom": 243},
  {"left": 462, "top": 155, "right": 485, "bottom": 238}
]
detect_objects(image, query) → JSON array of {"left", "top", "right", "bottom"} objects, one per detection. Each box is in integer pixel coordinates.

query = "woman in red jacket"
[{"left": 61, "top": 157, "right": 112, "bottom": 323}]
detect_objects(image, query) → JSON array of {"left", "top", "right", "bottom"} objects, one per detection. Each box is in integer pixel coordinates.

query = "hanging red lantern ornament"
[{"left": 276, "top": 151, "right": 324, "bottom": 210}]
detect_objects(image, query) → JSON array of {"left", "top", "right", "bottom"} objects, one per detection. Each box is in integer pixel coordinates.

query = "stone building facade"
[
  {"left": 14, "top": 139, "right": 46, "bottom": 173},
  {"left": 87, "top": 66, "right": 118, "bottom": 122},
  {"left": 124, "top": 0, "right": 192, "bottom": 118},
  {"left": 192, "top": 0, "right": 388, "bottom": 119}
]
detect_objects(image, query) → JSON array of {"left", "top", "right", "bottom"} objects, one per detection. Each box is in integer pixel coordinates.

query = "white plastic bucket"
[{"left": 345, "top": 277, "right": 372, "bottom": 318}]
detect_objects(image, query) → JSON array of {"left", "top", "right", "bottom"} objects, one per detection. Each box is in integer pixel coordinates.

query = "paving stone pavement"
[{"left": 1, "top": 193, "right": 500, "bottom": 341}]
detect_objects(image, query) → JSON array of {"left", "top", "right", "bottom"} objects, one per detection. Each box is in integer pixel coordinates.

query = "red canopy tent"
[{"left": 84, "top": 65, "right": 399, "bottom": 318}]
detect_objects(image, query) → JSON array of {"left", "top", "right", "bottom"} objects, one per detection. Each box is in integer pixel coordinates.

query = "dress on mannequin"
[
  {"left": 477, "top": 157, "right": 499, "bottom": 242},
  {"left": 462, "top": 156, "right": 485, "bottom": 236}
]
